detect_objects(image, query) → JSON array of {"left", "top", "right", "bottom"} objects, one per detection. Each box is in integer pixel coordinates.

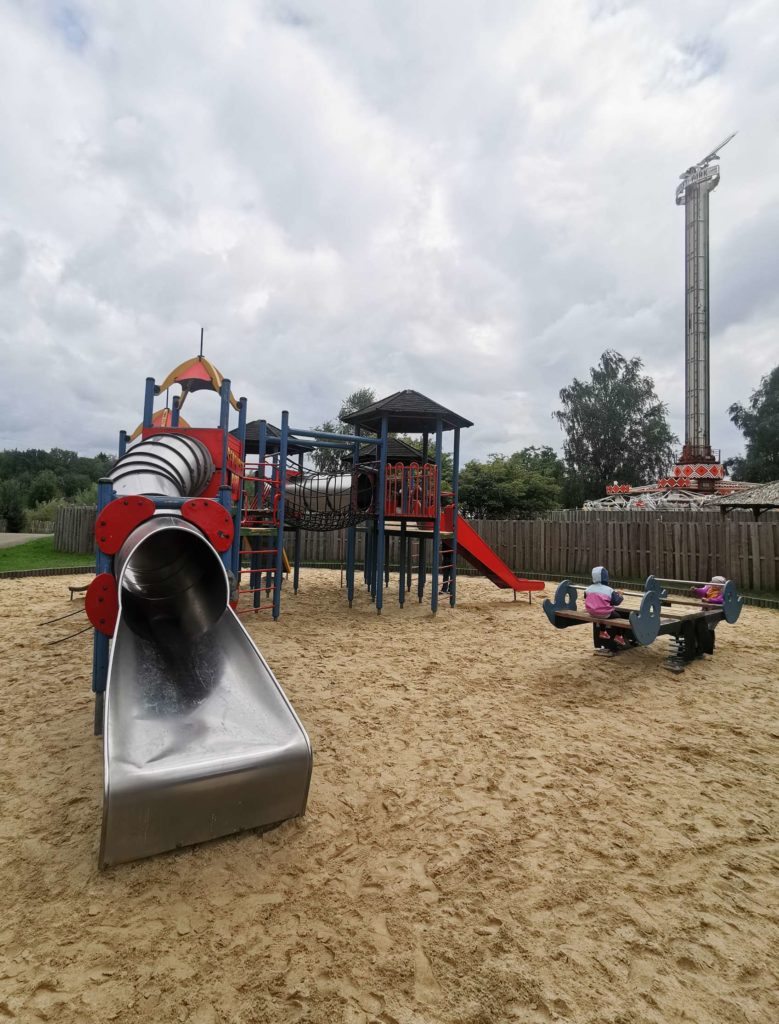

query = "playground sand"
[{"left": 1, "top": 571, "right": 777, "bottom": 1024}]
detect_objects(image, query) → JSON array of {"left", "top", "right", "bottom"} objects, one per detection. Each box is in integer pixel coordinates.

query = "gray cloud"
[{"left": 1, "top": 0, "right": 777, "bottom": 469}]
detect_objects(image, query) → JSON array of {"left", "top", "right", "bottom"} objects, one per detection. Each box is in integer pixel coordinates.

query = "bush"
[{"left": 23, "top": 497, "right": 69, "bottom": 530}]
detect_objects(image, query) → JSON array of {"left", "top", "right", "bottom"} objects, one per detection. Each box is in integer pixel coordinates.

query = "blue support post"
[
  {"left": 118, "top": 430, "right": 127, "bottom": 458},
  {"left": 365, "top": 522, "right": 373, "bottom": 590},
  {"left": 450, "top": 427, "right": 460, "bottom": 608},
  {"left": 346, "top": 429, "right": 360, "bottom": 606},
  {"left": 257, "top": 420, "right": 268, "bottom": 521},
  {"left": 258, "top": 420, "right": 268, "bottom": 465},
  {"left": 171, "top": 394, "right": 181, "bottom": 428},
  {"left": 218, "top": 484, "right": 233, "bottom": 573},
  {"left": 293, "top": 529, "right": 301, "bottom": 592},
  {"left": 267, "top": 453, "right": 279, "bottom": 595},
  {"left": 375, "top": 416, "right": 388, "bottom": 613},
  {"left": 91, "top": 477, "right": 114, "bottom": 735},
  {"left": 231, "top": 397, "right": 248, "bottom": 583},
  {"left": 399, "top": 521, "right": 407, "bottom": 608},
  {"left": 219, "top": 379, "right": 231, "bottom": 489},
  {"left": 293, "top": 452, "right": 303, "bottom": 594},
  {"left": 419, "top": 428, "right": 429, "bottom": 602},
  {"left": 252, "top": 539, "right": 261, "bottom": 610},
  {"left": 143, "top": 377, "right": 155, "bottom": 429},
  {"left": 273, "top": 411, "right": 289, "bottom": 620},
  {"left": 431, "top": 418, "right": 443, "bottom": 614}
]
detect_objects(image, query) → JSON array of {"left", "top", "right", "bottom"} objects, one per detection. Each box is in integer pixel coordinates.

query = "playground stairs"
[
  {"left": 236, "top": 457, "right": 286, "bottom": 614},
  {"left": 439, "top": 505, "right": 544, "bottom": 594}
]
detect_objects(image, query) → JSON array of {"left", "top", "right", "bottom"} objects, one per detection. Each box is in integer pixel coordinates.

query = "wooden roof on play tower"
[
  {"left": 233, "top": 420, "right": 313, "bottom": 457},
  {"left": 342, "top": 390, "right": 472, "bottom": 434}
]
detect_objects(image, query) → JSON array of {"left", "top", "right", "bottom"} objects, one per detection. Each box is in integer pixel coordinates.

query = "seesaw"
[{"left": 542, "top": 575, "right": 743, "bottom": 673}]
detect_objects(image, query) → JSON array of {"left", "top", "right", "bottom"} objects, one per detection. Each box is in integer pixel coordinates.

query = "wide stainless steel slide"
[{"left": 98, "top": 443, "right": 312, "bottom": 868}]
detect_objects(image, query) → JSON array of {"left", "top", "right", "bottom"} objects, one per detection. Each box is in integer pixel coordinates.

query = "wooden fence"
[
  {"left": 53, "top": 507, "right": 779, "bottom": 593},
  {"left": 54, "top": 506, "right": 96, "bottom": 554},
  {"left": 544, "top": 508, "right": 779, "bottom": 523},
  {"left": 466, "top": 518, "right": 779, "bottom": 593},
  {"left": 28, "top": 519, "right": 55, "bottom": 534},
  {"left": 295, "top": 518, "right": 779, "bottom": 593}
]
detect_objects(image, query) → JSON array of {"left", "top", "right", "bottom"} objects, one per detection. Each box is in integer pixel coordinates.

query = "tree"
[
  {"left": 553, "top": 351, "right": 676, "bottom": 504},
  {"left": 311, "top": 388, "right": 376, "bottom": 472},
  {"left": 0, "top": 480, "right": 26, "bottom": 532},
  {"left": 28, "top": 469, "right": 60, "bottom": 506},
  {"left": 0, "top": 448, "right": 116, "bottom": 520},
  {"left": 727, "top": 365, "right": 779, "bottom": 482},
  {"left": 393, "top": 435, "right": 453, "bottom": 490},
  {"left": 458, "top": 447, "right": 564, "bottom": 518}
]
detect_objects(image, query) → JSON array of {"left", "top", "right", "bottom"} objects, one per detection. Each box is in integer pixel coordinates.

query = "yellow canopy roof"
[
  {"left": 129, "top": 407, "right": 192, "bottom": 441},
  {"left": 157, "top": 356, "right": 240, "bottom": 411}
]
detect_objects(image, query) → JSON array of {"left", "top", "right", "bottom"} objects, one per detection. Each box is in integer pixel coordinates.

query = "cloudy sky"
[{"left": 1, "top": 0, "right": 777, "bottom": 465}]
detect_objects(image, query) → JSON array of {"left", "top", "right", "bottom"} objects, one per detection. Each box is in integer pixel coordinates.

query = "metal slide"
[{"left": 98, "top": 442, "right": 312, "bottom": 868}]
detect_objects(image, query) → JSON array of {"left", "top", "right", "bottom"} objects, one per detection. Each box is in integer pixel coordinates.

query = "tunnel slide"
[{"left": 98, "top": 437, "right": 311, "bottom": 867}]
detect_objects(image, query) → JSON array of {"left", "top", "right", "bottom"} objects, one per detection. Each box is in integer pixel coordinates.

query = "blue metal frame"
[
  {"left": 374, "top": 415, "right": 389, "bottom": 613},
  {"left": 273, "top": 411, "right": 290, "bottom": 620},
  {"left": 431, "top": 418, "right": 443, "bottom": 613},
  {"left": 450, "top": 427, "right": 460, "bottom": 608},
  {"left": 346, "top": 428, "right": 360, "bottom": 607},
  {"left": 231, "top": 396, "right": 248, "bottom": 582},
  {"left": 143, "top": 377, "right": 155, "bottom": 429},
  {"left": 218, "top": 379, "right": 231, "bottom": 490},
  {"left": 91, "top": 477, "right": 115, "bottom": 735}
]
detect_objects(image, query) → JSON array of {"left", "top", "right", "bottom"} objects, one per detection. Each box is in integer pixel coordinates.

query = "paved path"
[{"left": 0, "top": 533, "right": 47, "bottom": 549}]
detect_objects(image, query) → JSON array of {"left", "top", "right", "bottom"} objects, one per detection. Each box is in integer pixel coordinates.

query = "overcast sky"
[{"left": 1, "top": 0, "right": 777, "bottom": 466}]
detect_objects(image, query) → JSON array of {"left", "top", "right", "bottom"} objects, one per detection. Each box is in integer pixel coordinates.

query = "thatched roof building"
[{"left": 705, "top": 481, "right": 779, "bottom": 519}]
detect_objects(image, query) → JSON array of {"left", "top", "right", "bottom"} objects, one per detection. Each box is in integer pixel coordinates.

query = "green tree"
[
  {"left": 28, "top": 469, "right": 60, "bottom": 506},
  {"left": 458, "top": 447, "right": 564, "bottom": 518},
  {"left": 553, "top": 350, "right": 676, "bottom": 504},
  {"left": 727, "top": 365, "right": 779, "bottom": 482},
  {"left": 0, "top": 448, "right": 115, "bottom": 511},
  {"left": 312, "top": 388, "right": 376, "bottom": 472},
  {"left": 0, "top": 480, "right": 27, "bottom": 532}
]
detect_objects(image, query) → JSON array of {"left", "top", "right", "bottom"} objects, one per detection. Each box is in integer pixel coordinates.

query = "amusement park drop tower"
[{"left": 672, "top": 131, "right": 736, "bottom": 489}]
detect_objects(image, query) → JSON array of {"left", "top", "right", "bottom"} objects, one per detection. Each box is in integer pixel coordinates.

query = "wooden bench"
[
  {"left": 69, "top": 583, "right": 90, "bottom": 600},
  {"left": 554, "top": 610, "right": 634, "bottom": 629}
]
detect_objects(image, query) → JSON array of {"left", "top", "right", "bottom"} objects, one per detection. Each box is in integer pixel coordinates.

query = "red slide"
[{"left": 440, "top": 506, "right": 545, "bottom": 593}]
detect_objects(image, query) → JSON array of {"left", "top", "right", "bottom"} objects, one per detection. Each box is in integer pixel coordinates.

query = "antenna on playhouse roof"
[{"left": 199, "top": 326, "right": 204, "bottom": 359}]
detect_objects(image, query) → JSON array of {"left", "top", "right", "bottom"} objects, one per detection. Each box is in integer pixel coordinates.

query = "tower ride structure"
[{"left": 670, "top": 131, "right": 736, "bottom": 490}]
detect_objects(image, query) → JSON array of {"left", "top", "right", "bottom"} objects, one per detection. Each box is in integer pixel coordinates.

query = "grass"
[{"left": 0, "top": 536, "right": 93, "bottom": 572}]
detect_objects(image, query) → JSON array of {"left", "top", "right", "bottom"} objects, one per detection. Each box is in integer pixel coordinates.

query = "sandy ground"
[{"left": 1, "top": 569, "right": 777, "bottom": 1024}]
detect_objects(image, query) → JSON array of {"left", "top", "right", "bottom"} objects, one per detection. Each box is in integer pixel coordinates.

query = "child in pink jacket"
[
  {"left": 690, "top": 575, "right": 726, "bottom": 604},
  {"left": 585, "top": 566, "right": 629, "bottom": 648}
]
